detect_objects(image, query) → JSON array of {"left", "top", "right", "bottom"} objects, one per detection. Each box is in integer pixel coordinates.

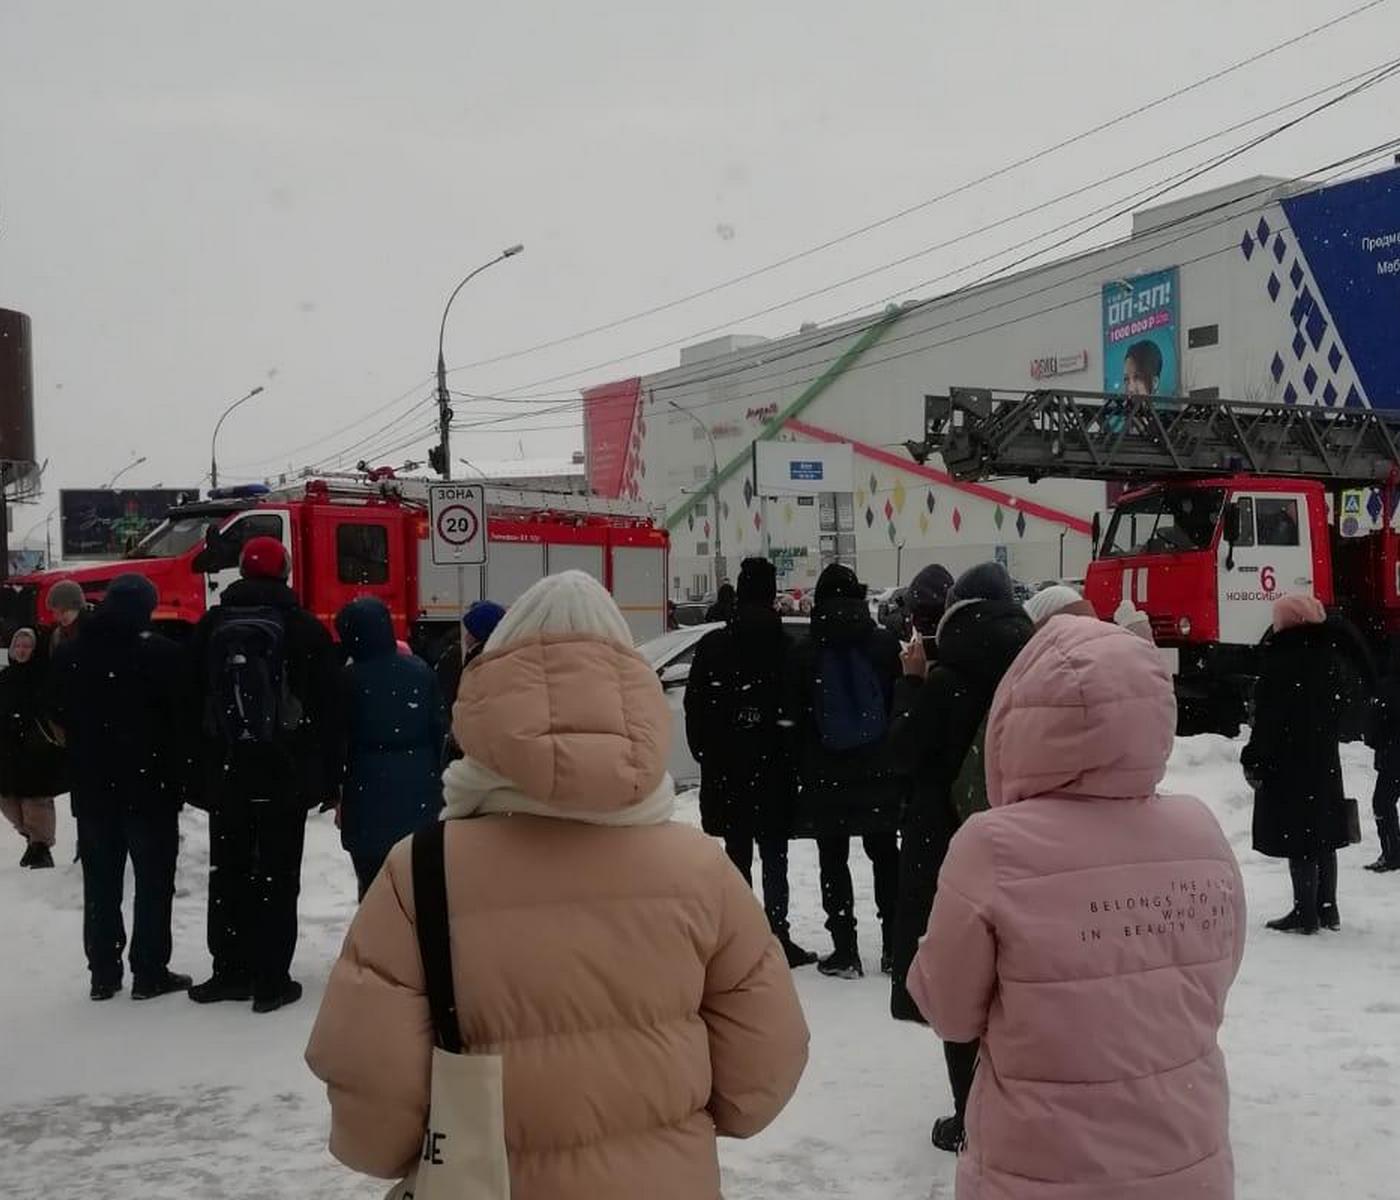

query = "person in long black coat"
[
  {"left": 1365, "top": 644, "right": 1400, "bottom": 872},
  {"left": 888, "top": 561, "right": 1032, "bottom": 1153},
  {"left": 785, "top": 563, "right": 902, "bottom": 980},
  {"left": 47, "top": 575, "right": 192, "bottom": 1001},
  {"left": 1243, "top": 594, "right": 1373, "bottom": 934},
  {"left": 336, "top": 597, "right": 448, "bottom": 899},
  {"left": 685, "top": 557, "right": 812, "bottom": 967},
  {"left": 0, "top": 628, "right": 65, "bottom": 868}
]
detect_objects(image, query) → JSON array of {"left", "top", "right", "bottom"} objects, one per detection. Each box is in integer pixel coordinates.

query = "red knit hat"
[{"left": 240, "top": 536, "right": 290, "bottom": 581}]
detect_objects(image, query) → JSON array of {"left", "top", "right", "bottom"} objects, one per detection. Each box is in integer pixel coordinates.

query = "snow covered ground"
[{"left": 2, "top": 736, "right": 1398, "bottom": 1199}]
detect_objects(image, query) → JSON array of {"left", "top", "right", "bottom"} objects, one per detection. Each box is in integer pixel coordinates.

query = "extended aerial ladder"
[{"left": 907, "top": 388, "right": 1400, "bottom": 488}]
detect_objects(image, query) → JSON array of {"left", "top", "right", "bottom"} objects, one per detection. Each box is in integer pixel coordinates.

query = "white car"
[{"left": 639, "top": 617, "right": 811, "bottom": 788}]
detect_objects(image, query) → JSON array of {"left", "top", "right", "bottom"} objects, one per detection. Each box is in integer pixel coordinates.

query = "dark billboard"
[
  {"left": 0, "top": 308, "right": 37, "bottom": 468},
  {"left": 59, "top": 489, "right": 198, "bottom": 561}
]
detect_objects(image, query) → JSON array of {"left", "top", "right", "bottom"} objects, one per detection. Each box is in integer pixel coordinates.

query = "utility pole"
[{"left": 432, "top": 244, "right": 524, "bottom": 479}]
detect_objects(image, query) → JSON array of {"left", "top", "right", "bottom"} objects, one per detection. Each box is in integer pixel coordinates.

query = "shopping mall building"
[{"left": 582, "top": 163, "right": 1400, "bottom": 600}]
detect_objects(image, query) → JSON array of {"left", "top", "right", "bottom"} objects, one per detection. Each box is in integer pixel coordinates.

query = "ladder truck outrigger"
[{"left": 909, "top": 387, "right": 1400, "bottom": 734}]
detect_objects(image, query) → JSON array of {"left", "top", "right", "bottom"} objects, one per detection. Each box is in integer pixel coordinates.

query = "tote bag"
[{"left": 386, "top": 822, "right": 511, "bottom": 1200}]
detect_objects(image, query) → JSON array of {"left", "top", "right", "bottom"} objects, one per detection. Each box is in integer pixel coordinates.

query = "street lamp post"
[
  {"left": 104, "top": 455, "right": 148, "bottom": 489},
  {"left": 434, "top": 244, "right": 525, "bottom": 480},
  {"left": 668, "top": 400, "right": 725, "bottom": 593},
  {"left": 209, "top": 386, "right": 266, "bottom": 490}
]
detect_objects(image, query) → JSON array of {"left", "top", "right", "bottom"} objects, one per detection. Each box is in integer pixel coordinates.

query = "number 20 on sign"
[{"left": 428, "top": 483, "right": 488, "bottom": 566}]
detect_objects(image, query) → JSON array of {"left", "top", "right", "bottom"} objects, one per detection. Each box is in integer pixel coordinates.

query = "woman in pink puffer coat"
[{"left": 909, "top": 615, "right": 1245, "bottom": 1199}]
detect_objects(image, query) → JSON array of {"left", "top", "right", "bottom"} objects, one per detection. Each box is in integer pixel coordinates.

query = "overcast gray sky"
[{"left": 2, "top": 0, "right": 1398, "bottom": 520}]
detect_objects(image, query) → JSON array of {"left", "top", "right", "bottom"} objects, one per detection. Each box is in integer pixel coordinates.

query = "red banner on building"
[{"left": 582, "top": 377, "right": 643, "bottom": 499}]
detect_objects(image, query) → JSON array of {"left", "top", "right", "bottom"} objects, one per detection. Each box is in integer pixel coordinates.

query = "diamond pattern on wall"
[
  {"left": 883, "top": 499, "right": 894, "bottom": 522},
  {"left": 952, "top": 508, "right": 962, "bottom": 533},
  {"left": 893, "top": 478, "right": 907, "bottom": 514},
  {"left": 925, "top": 489, "right": 936, "bottom": 514},
  {"left": 993, "top": 506, "right": 1005, "bottom": 530},
  {"left": 864, "top": 507, "right": 875, "bottom": 529},
  {"left": 1016, "top": 511, "right": 1028, "bottom": 538}
]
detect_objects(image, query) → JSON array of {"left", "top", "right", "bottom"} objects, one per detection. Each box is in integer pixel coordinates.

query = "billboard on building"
[
  {"left": 581, "top": 377, "right": 643, "bottom": 499},
  {"left": 1102, "top": 267, "right": 1180, "bottom": 398},
  {"left": 60, "top": 489, "right": 197, "bottom": 561},
  {"left": 754, "top": 440, "right": 854, "bottom": 496}
]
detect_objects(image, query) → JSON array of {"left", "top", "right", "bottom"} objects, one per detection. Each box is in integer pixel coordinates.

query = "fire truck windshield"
[
  {"left": 1100, "top": 487, "right": 1225, "bottom": 558},
  {"left": 125, "top": 517, "right": 208, "bottom": 560}
]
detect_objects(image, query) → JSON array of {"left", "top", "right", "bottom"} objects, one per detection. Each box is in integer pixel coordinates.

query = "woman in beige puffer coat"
[{"left": 306, "top": 571, "right": 809, "bottom": 1200}]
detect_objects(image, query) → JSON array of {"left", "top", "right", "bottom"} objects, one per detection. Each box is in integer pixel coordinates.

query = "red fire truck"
[
  {"left": 2, "top": 473, "right": 669, "bottom": 653},
  {"left": 912, "top": 387, "right": 1400, "bottom": 731}
]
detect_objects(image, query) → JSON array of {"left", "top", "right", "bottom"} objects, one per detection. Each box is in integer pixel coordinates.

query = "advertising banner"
[
  {"left": 754, "top": 441, "right": 854, "bottom": 496},
  {"left": 59, "top": 489, "right": 196, "bottom": 561},
  {"left": 1102, "top": 267, "right": 1180, "bottom": 398},
  {"left": 581, "top": 377, "right": 643, "bottom": 499}
]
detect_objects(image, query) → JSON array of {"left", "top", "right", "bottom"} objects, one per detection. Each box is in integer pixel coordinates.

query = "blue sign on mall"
[{"left": 789, "top": 460, "right": 824, "bottom": 481}]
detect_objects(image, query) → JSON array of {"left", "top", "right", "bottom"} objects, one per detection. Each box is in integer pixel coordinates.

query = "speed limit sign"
[{"left": 428, "top": 483, "right": 487, "bottom": 565}]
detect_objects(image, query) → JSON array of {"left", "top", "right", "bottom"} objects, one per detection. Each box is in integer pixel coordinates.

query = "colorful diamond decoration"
[
  {"left": 1284, "top": 382, "right": 1298, "bottom": 405},
  {"left": 687, "top": 512, "right": 694, "bottom": 532},
  {"left": 918, "top": 512, "right": 930, "bottom": 535},
  {"left": 1328, "top": 344, "right": 1344, "bottom": 372},
  {"left": 1240, "top": 231, "right": 1254, "bottom": 260},
  {"left": 1016, "top": 511, "right": 1028, "bottom": 538},
  {"left": 783, "top": 503, "right": 793, "bottom": 525},
  {"left": 864, "top": 507, "right": 875, "bottom": 529},
  {"left": 869, "top": 473, "right": 878, "bottom": 495},
  {"left": 703, "top": 521, "right": 711, "bottom": 538},
  {"left": 753, "top": 512, "right": 762, "bottom": 531},
  {"left": 892, "top": 477, "right": 907, "bottom": 514},
  {"left": 925, "top": 489, "right": 936, "bottom": 514},
  {"left": 952, "top": 508, "right": 962, "bottom": 533},
  {"left": 855, "top": 488, "right": 866, "bottom": 509},
  {"left": 883, "top": 499, "right": 894, "bottom": 522},
  {"left": 887, "top": 521, "right": 897, "bottom": 545},
  {"left": 1266, "top": 273, "right": 1281, "bottom": 302},
  {"left": 742, "top": 478, "right": 754, "bottom": 507},
  {"left": 1346, "top": 384, "right": 1364, "bottom": 409},
  {"left": 993, "top": 506, "right": 1005, "bottom": 530},
  {"left": 1304, "top": 365, "right": 1318, "bottom": 395}
]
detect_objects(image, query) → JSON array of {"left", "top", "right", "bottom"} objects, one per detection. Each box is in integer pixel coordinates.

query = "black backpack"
[
  {"left": 813, "top": 644, "right": 889, "bottom": 752},
  {"left": 204, "top": 606, "right": 303, "bottom": 746}
]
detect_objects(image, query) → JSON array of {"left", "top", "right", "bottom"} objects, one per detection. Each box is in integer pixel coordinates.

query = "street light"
[
  {"left": 209, "top": 386, "right": 266, "bottom": 490},
  {"left": 104, "top": 455, "right": 148, "bottom": 489},
  {"left": 433, "top": 244, "right": 525, "bottom": 479},
  {"left": 668, "top": 400, "right": 725, "bottom": 592}
]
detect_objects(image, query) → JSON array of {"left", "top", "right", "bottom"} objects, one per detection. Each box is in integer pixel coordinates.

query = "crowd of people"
[
  {"left": 4, "top": 542, "right": 1394, "bottom": 1198},
  {"left": 0, "top": 536, "right": 507, "bottom": 1011}
]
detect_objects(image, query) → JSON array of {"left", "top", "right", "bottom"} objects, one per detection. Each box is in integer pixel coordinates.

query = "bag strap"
[{"left": 411, "top": 821, "right": 464, "bottom": 1054}]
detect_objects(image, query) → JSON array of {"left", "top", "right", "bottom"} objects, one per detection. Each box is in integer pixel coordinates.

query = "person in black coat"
[
  {"left": 433, "top": 600, "right": 507, "bottom": 712},
  {"left": 1243, "top": 594, "right": 1373, "bottom": 933},
  {"left": 705, "top": 582, "right": 737, "bottom": 624},
  {"left": 0, "top": 628, "right": 65, "bottom": 868},
  {"left": 786, "top": 563, "right": 902, "bottom": 980},
  {"left": 1365, "top": 644, "right": 1400, "bottom": 873},
  {"left": 187, "top": 536, "right": 343, "bottom": 1013},
  {"left": 888, "top": 560, "right": 1032, "bottom": 1153},
  {"left": 337, "top": 597, "right": 448, "bottom": 899},
  {"left": 685, "top": 558, "right": 814, "bottom": 968},
  {"left": 47, "top": 575, "right": 192, "bottom": 1001}
]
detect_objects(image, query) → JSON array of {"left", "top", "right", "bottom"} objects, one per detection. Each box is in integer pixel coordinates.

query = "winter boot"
[
  {"left": 880, "top": 922, "right": 895, "bottom": 976},
  {"left": 188, "top": 974, "right": 254, "bottom": 1005},
  {"left": 818, "top": 931, "right": 863, "bottom": 980},
  {"left": 90, "top": 979, "right": 122, "bottom": 1002},
  {"left": 781, "top": 938, "right": 818, "bottom": 969},
  {"left": 132, "top": 971, "right": 193, "bottom": 1001},
  {"left": 932, "top": 1115, "right": 966, "bottom": 1154},
  {"left": 1267, "top": 858, "right": 1320, "bottom": 935},
  {"left": 252, "top": 980, "right": 304, "bottom": 1014},
  {"left": 28, "top": 845, "right": 54, "bottom": 870},
  {"left": 19, "top": 841, "right": 36, "bottom": 868},
  {"left": 1318, "top": 903, "right": 1342, "bottom": 932},
  {"left": 1364, "top": 813, "right": 1400, "bottom": 872}
]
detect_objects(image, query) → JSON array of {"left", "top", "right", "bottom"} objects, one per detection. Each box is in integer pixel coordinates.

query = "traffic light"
[{"left": 428, "top": 443, "right": 448, "bottom": 478}]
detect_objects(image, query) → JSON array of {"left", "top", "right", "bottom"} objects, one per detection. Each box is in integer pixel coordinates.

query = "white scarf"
[{"left": 440, "top": 756, "right": 677, "bottom": 827}]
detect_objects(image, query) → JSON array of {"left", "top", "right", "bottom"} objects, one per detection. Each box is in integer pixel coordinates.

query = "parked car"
[{"left": 638, "top": 617, "right": 810, "bottom": 788}]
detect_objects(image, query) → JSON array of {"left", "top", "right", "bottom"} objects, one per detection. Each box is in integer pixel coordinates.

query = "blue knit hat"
[{"left": 463, "top": 600, "right": 506, "bottom": 643}]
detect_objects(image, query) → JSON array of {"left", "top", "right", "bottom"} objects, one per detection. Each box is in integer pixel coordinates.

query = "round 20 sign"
[{"left": 427, "top": 483, "right": 487, "bottom": 565}]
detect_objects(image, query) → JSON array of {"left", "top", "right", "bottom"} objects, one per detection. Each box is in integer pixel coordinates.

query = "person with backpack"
[
  {"left": 47, "top": 575, "right": 192, "bottom": 1001},
  {"left": 336, "top": 597, "right": 448, "bottom": 899},
  {"left": 888, "top": 561, "right": 1032, "bottom": 1153},
  {"left": 786, "top": 563, "right": 902, "bottom": 980},
  {"left": 306, "top": 571, "right": 809, "bottom": 1198},
  {"left": 188, "top": 536, "right": 342, "bottom": 1013},
  {"left": 685, "top": 557, "right": 814, "bottom": 968}
]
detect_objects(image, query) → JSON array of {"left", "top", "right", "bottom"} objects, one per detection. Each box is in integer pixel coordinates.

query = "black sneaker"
[
  {"left": 19, "top": 841, "right": 36, "bottom": 868},
  {"left": 1318, "top": 904, "right": 1341, "bottom": 932},
  {"left": 28, "top": 845, "right": 54, "bottom": 870},
  {"left": 817, "top": 947, "right": 863, "bottom": 980},
  {"left": 188, "top": 975, "right": 254, "bottom": 1004},
  {"left": 1265, "top": 909, "right": 1319, "bottom": 935},
  {"left": 132, "top": 971, "right": 193, "bottom": 1001},
  {"left": 932, "top": 1114, "right": 966, "bottom": 1154},
  {"left": 90, "top": 980, "right": 122, "bottom": 1002},
  {"left": 781, "top": 939, "right": 818, "bottom": 969},
  {"left": 252, "top": 980, "right": 304, "bottom": 1014}
]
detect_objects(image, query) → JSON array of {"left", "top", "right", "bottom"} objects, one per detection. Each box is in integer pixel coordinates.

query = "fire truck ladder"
[{"left": 908, "top": 388, "right": 1400, "bottom": 487}]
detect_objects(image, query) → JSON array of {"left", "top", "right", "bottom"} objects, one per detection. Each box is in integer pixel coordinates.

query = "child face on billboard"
[{"left": 1123, "top": 357, "right": 1158, "bottom": 395}]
